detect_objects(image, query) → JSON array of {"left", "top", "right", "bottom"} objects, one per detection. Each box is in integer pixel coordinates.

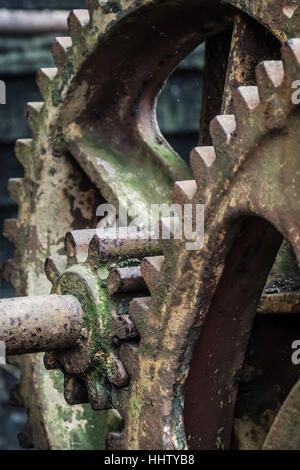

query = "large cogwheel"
[
  {"left": 2, "top": 0, "right": 300, "bottom": 450},
  {"left": 120, "top": 38, "right": 300, "bottom": 450}
]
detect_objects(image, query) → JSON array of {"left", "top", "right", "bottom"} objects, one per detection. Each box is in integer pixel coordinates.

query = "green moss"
[{"left": 142, "top": 133, "right": 191, "bottom": 179}]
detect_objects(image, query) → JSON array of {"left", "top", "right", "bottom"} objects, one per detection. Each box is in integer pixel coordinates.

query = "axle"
[{"left": 0, "top": 294, "right": 83, "bottom": 355}]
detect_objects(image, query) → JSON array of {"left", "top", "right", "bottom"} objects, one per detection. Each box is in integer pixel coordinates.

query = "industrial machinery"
[{"left": 1, "top": 0, "right": 300, "bottom": 450}]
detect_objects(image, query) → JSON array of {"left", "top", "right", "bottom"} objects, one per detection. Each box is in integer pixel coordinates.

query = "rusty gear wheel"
[{"left": 1, "top": 0, "right": 300, "bottom": 450}]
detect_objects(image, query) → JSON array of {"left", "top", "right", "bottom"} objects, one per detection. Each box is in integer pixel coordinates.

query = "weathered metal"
[
  {"left": 43, "top": 227, "right": 154, "bottom": 413},
  {"left": 0, "top": 295, "right": 83, "bottom": 355},
  {"left": 1, "top": 0, "right": 300, "bottom": 452},
  {"left": 0, "top": 10, "right": 69, "bottom": 34},
  {"left": 4, "top": 0, "right": 198, "bottom": 445}
]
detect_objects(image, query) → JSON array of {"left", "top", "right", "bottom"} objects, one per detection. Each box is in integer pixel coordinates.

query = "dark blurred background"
[{"left": 0, "top": 0, "right": 204, "bottom": 449}]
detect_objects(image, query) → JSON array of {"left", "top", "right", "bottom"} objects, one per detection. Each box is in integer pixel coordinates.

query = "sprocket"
[{"left": 121, "top": 38, "right": 300, "bottom": 450}]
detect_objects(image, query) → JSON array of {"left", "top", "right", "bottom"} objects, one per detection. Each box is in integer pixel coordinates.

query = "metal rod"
[{"left": 0, "top": 295, "right": 83, "bottom": 355}]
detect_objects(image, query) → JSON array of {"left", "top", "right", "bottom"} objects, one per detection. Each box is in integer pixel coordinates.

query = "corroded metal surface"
[
  {"left": 0, "top": 295, "right": 82, "bottom": 355},
  {"left": 0, "top": 10, "right": 69, "bottom": 34},
  {"left": 258, "top": 292, "right": 300, "bottom": 315},
  {"left": 2, "top": 225, "right": 299, "bottom": 448},
  {"left": 43, "top": 227, "right": 159, "bottom": 411},
  {"left": 3, "top": 0, "right": 205, "bottom": 448},
  {"left": 226, "top": 0, "right": 300, "bottom": 41},
  {"left": 110, "top": 40, "right": 300, "bottom": 450},
  {"left": 263, "top": 379, "right": 300, "bottom": 449}
]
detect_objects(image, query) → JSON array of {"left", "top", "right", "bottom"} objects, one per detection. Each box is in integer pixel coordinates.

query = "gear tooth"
[
  {"left": 172, "top": 180, "right": 197, "bottom": 207},
  {"left": 10, "top": 383, "right": 25, "bottom": 407},
  {"left": 282, "top": 38, "right": 300, "bottom": 79},
  {"left": 111, "top": 388, "right": 129, "bottom": 417},
  {"left": 68, "top": 9, "right": 90, "bottom": 45},
  {"left": 15, "top": 138, "right": 33, "bottom": 166},
  {"left": 65, "top": 229, "right": 96, "bottom": 265},
  {"left": 8, "top": 177, "right": 24, "bottom": 204},
  {"left": 25, "top": 102, "right": 44, "bottom": 132},
  {"left": 210, "top": 115, "right": 236, "bottom": 148},
  {"left": 36, "top": 68, "right": 57, "bottom": 100},
  {"left": 3, "top": 218, "right": 18, "bottom": 244},
  {"left": 44, "top": 255, "right": 68, "bottom": 284},
  {"left": 119, "top": 342, "right": 139, "bottom": 379},
  {"left": 107, "top": 352, "right": 130, "bottom": 387},
  {"left": 106, "top": 432, "right": 123, "bottom": 450},
  {"left": 52, "top": 37, "right": 73, "bottom": 70},
  {"left": 256, "top": 61, "right": 284, "bottom": 100},
  {"left": 233, "top": 86, "right": 260, "bottom": 117},
  {"left": 88, "top": 228, "right": 161, "bottom": 265},
  {"left": 140, "top": 256, "right": 164, "bottom": 294},
  {"left": 129, "top": 297, "right": 151, "bottom": 336},
  {"left": 156, "top": 217, "right": 184, "bottom": 254},
  {"left": 191, "top": 140, "right": 244, "bottom": 204}
]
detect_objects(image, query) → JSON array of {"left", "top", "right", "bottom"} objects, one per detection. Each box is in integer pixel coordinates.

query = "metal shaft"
[
  {"left": 0, "top": 10, "right": 69, "bottom": 34},
  {"left": 0, "top": 295, "right": 83, "bottom": 356}
]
